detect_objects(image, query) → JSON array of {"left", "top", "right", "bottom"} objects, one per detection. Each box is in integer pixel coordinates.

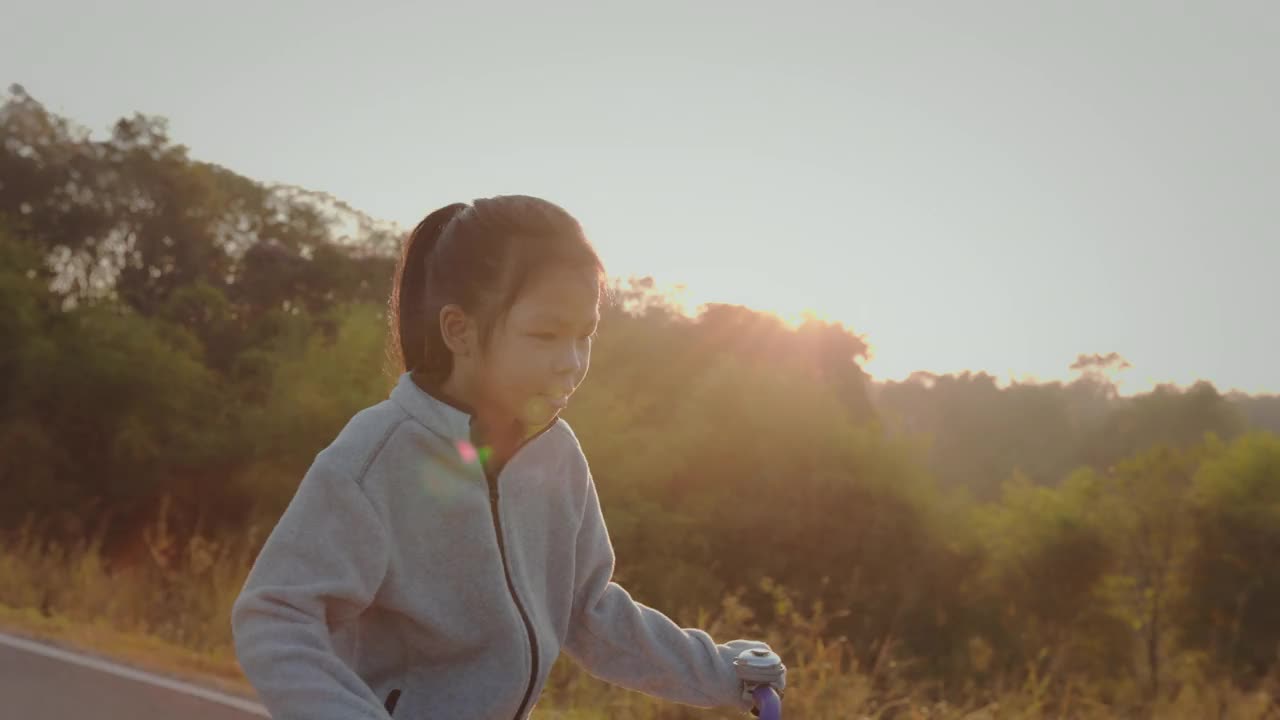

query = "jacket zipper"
[
  {"left": 486, "top": 469, "right": 540, "bottom": 720},
  {"left": 413, "top": 368, "right": 556, "bottom": 720}
]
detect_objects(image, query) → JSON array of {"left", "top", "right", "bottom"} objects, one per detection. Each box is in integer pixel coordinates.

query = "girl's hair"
[{"left": 389, "top": 195, "right": 606, "bottom": 380}]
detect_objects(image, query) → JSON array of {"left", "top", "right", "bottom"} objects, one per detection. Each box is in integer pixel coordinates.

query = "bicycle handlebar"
[
  {"left": 733, "top": 647, "right": 784, "bottom": 719},
  {"left": 751, "top": 684, "right": 782, "bottom": 720}
]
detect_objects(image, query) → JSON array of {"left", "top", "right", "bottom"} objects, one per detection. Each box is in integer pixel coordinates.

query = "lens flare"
[{"left": 455, "top": 440, "right": 478, "bottom": 464}]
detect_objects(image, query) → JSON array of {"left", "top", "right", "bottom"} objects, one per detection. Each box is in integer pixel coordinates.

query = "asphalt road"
[{"left": 0, "top": 632, "right": 269, "bottom": 719}]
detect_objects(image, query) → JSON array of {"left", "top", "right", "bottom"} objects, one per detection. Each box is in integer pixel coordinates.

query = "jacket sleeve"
[
  {"left": 231, "top": 454, "right": 393, "bottom": 720},
  {"left": 561, "top": 473, "right": 767, "bottom": 712}
]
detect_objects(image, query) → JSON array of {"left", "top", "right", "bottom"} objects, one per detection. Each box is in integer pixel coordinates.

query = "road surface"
[{"left": 0, "top": 632, "right": 269, "bottom": 719}]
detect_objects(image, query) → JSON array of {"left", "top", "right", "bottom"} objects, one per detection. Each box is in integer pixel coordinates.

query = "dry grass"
[{"left": 1, "top": 507, "right": 1276, "bottom": 719}]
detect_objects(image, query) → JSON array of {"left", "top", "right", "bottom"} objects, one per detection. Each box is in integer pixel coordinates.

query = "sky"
[{"left": 4, "top": 0, "right": 1277, "bottom": 394}]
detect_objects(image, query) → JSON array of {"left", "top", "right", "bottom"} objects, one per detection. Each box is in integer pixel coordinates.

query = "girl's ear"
[{"left": 438, "top": 304, "right": 479, "bottom": 359}]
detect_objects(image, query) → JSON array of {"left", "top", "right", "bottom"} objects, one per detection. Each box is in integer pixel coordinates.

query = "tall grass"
[
  {"left": 0, "top": 500, "right": 257, "bottom": 665},
  {"left": 0, "top": 504, "right": 1275, "bottom": 719}
]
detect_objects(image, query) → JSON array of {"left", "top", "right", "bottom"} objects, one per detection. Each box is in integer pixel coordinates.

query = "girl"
[{"left": 231, "top": 195, "right": 786, "bottom": 719}]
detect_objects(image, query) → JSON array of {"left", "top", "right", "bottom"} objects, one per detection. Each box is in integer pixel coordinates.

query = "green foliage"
[
  {"left": 232, "top": 303, "right": 397, "bottom": 514},
  {"left": 973, "top": 471, "right": 1124, "bottom": 679},
  {"left": 1183, "top": 433, "right": 1280, "bottom": 679},
  {"left": 876, "top": 370, "right": 1254, "bottom": 500},
  {"left": 2, "top": 294, "right": 223, "bottom": 528},
  {"left": 1228, "top": 392, "right": 1280, "bottom": 435},
  {"left": 1092, "top": 444, "right": 1208, "bottom": 698}
]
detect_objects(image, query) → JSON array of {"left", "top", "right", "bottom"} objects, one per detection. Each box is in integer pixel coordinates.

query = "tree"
[
  {"left": 1182, "top": 432, "right": 1280, "bottom": 679},
  {"left": 974, "top": 472, "right": 1124, "bottom": 681},
  {"left": 1093, "top": 443, "right": 1209, "bottom": 699}
]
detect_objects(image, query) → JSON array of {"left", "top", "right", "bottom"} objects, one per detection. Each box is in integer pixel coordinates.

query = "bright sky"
[{"left": 5, "top": 1, "right": 1277, "bottom": 394}]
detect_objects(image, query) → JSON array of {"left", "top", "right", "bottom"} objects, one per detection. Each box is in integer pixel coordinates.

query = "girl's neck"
[{"left": 428, "top": 371, "right": 523, "bottom": 469}]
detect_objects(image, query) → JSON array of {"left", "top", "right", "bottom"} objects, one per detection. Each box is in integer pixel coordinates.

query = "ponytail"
[{"left": 391, "top": 202, "right": 467, "bottom": 375}]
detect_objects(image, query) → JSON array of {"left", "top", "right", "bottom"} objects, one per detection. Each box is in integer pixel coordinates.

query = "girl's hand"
[
  {"left": 732, "top": 645, "right": 786, "bottom": 711},
  {"left": 739, "top": 661, "right": 786, "bottom": 695}
]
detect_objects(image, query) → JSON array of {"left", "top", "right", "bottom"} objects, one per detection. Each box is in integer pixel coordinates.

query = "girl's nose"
[{"left": 554, "top": 341, "right": 586, "bottom": 375}]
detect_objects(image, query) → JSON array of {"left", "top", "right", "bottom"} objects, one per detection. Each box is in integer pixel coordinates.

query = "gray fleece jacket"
[{"left": 231, "top": 372, "right": 767, "bottom": 719}]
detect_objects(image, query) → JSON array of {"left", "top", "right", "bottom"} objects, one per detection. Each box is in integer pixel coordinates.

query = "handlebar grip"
[{"left": 751, "top": 685, "right": 782, "bottom": 720}]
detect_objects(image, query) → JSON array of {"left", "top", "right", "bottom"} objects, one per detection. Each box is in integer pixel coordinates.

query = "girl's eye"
[{"left": 530, "top": 329, "right": 595, "bottom": 342}]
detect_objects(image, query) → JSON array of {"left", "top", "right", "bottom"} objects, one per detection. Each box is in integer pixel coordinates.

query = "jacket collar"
[
  {"left": 390, "top": 371, "right": 475, "bottom": 443},
  {"left": 389, "top": 371, "right": 562, "bottom": 451}
]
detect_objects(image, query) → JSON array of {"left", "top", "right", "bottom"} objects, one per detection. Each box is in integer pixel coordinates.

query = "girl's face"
[{"left": 475, "top": 265, "right": 600, "bottom": 431}]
